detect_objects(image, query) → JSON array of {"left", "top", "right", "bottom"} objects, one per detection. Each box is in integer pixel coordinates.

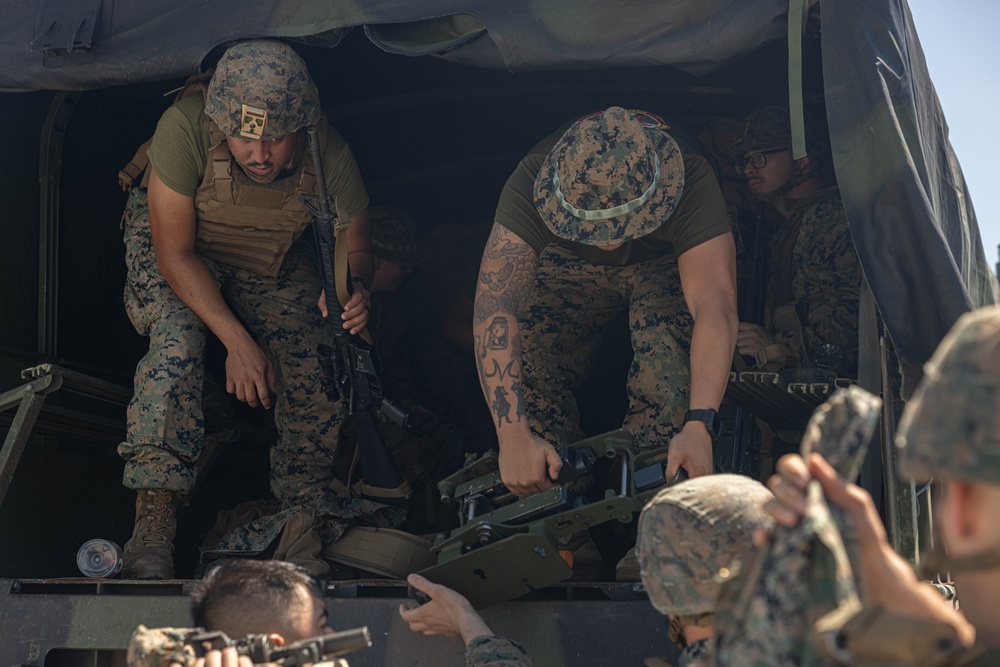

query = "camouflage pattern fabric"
[
  {"left": 768, "top": 188, "right": 862, "bottom": 376},
  {"left": 533, "top": 106, "right": 685, "bottom": 246},
  {"left": 204, "top": 40, "right": 320, "bottom": 141},
  {"left": 678, "top": 638, "right": 712, "bottom": 667},
  {"left": 119, "top": 188, "right": 394, "bottom": 551},
  {"left": 897, "top": 306, "right": 1000, "bottom": 484},
  {"left": 713, "top": 386, "right": 882, "bottom": 667},
  {"left": 519, "top": 243, "right": 692, "bottom": 451},
  {"left": 465, "top": 635, "right": 532, "bottom": 667},
  {"left": 369, "top": 205, "right": 422, "bottom": 265},
  {"left": 126, "top": 626, "right": 198, "bottom": 667},
  {"left": 636, "top": 474, "right": 774, "bottom": 618},
  {"left": 125, "top": 625, "right": 351, "bottom": 667},
  {"left": 732, "top": 105, "right": 826, "bottom": 159}
]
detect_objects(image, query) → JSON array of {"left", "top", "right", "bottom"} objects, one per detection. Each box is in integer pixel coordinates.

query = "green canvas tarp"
[{"left": 0, "top": 0, "right": 994, "bottom": 380}]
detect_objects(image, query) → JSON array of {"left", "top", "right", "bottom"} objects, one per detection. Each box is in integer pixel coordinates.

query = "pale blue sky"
[{"left": 907, "top": 0, "right": 1000, "bottom": 270}]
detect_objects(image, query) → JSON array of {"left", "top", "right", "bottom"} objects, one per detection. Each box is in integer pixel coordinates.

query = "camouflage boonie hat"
[
  {"left": 205, "top": 40, "right": 320, "bottom": 141},
  {"left": 897, "top": 307, "right": 1000, "bottom": 484},
  {"left": 370, "top": 205, "right": 422, "bottom": 266},
  {"left": 534, "top": 106, "right": 685, "bottom": 246},
  {"left": 637, "top": 474, "right": 773, "bottom": 617},
  {"left": 733, "top": 105, "right": 826, "bottom": 157}
]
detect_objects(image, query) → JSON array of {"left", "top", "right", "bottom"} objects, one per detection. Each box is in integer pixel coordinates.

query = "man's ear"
[
  {"left": 267, "top": 633, "right": 286, "bottom": 647},
  {"left": 795, "top": 155, "right": 813, "bottom": 171}
]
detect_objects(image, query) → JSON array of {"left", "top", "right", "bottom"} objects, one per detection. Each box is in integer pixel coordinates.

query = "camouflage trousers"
[
  {"left": 118, "top": 188, "right": 344, "bottom": 503},
  {"left": 520, "top": 245, "right": 693, "bottom": 450}
]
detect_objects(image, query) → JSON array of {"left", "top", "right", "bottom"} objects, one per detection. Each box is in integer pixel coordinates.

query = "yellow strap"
[{"left": 788, "top": 0, "right": 809, "bottom": 159}]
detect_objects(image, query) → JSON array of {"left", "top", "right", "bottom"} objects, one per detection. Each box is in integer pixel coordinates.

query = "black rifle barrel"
[{"left": 271, "top": 627, "right": 373, "bottom": 663}]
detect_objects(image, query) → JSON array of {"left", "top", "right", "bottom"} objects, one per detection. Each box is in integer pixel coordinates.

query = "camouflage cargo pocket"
[{"left": 122, "top": 188, "right": 168, "bottom": 334}]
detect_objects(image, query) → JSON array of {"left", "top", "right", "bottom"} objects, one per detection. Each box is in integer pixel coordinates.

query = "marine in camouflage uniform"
[
  {"left": 731, "top": 308, "right": 1000, "bottom": 666},
  {"left": 733, "top": 106, "right": 862, "bottom": 377},
  {"left": 118, "top": 40, "right": 379, "bottom": 579},
  {"left": 712, "top": 387, "right": 882, "bottom": 667},
  {"left": 636, "top": 474, "right": 774, "bottom": 667},
  {"left": 475, "top": 106, "right": 737, "bottom": 500}
]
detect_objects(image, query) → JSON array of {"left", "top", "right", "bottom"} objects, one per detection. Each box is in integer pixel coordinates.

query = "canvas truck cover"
[{"left": 0, "top": 0, "right": 994, "bottom": 382}]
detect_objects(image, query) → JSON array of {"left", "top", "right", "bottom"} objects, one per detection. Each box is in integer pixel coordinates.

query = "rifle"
[
  {"left": 128, "top": 625, "right": 371, "bottom": 667},
  {"left": 300, "top": 126, "right": 411, "bottom": 503},
  {"left": 717, "top": 202, "right": 769, "bottom": 477}
]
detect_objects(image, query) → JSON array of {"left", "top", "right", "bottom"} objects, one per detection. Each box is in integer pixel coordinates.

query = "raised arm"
[
  {"left": 473, "top": 223, "right": 562, "bottom": 498},
  {"left": 148, "top": 170, "right": 276, "bottom": 408},
  {"left": 665, "top": 232, "right": 738, "bottom": 479}
]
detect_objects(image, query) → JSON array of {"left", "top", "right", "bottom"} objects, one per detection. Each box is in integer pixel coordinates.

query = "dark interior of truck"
[{"left": 0, "top": 27, "right": 825, "bottom": 579}]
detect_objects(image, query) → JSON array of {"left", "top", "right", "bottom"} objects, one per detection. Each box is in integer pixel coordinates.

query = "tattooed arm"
[{"left": 473, "top": 223, "right": 563, "bottom": 498}]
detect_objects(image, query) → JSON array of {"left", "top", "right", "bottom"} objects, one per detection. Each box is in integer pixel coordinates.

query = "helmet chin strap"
[
  {"left": 917, "top": 541, "right": 1000, "bottom": 579},
  {"left": 769, "top": 163, "right": 820, "bottom": 198}
]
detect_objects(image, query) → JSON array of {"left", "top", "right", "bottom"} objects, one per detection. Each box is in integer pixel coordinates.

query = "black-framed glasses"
[{"left": 735, "top": 148, "right": 789, "bottom": 171}]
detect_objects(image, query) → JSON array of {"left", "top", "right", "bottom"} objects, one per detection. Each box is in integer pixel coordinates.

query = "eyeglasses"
[{"left": 735, "top": 148, "right": 789, "bottom": 171}]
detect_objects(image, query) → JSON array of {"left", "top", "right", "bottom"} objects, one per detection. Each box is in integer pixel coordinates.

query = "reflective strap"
[{"left": 788, "top": 0, "right": 809, "bottom": 159}]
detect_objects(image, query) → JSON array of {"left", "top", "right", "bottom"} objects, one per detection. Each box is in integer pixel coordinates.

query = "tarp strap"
[{"left": 788, "top": 0, "right": 809, "bottom": 159}]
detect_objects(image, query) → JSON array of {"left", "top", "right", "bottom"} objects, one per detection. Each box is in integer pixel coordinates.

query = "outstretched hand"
[{"left": 399, "top": 574, "right": 492, "bottom": 645}]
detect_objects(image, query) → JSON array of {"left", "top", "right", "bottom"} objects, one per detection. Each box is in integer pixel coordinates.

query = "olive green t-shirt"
[
  {"left": 495, "top": 127, "right": 730, "bottom": 266},
  {"left": 146, "top": 95, "right": 369, "bottom": 218}
]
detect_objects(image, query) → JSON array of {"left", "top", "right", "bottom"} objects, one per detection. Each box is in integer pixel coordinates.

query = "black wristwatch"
[{"left": 683, "top": 408, "right": 719, "bottom": 442}]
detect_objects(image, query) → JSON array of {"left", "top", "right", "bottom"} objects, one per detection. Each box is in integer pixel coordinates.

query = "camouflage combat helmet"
[
  {"left": 370, "top": 206, "right": 422, "bottom": 266},
  {"left": 534, "top": 106, "right": 685, "bottom": 246},
  {"left": 732, "top": 105, "right": 826, "bottom": 158},
  {"left": 897, "top": 306, "right": 1000, "bottom": 484},
  {"left": 636, "top": 474, "right": 774, "bottom": 617},
  {"left": 205, "top": 40, "right": 320, "bottom": 141}
]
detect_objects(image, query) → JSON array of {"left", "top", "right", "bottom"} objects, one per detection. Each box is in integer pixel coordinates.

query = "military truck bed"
[{"left": 0, "top": 578, "right": 677, "bottom": 666}]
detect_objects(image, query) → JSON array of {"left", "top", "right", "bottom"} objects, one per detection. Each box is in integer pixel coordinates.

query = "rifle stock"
[{"left": 302, "top": 126, "right": 410, "bottom": 503}]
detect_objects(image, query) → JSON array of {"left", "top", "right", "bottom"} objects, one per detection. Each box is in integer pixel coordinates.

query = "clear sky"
[{"left": 907, "top": 0, "right": 1000, "bottom": 271}]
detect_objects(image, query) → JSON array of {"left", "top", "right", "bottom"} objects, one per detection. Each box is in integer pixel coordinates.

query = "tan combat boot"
[{"left": 121, "top": 489, "right": 178, "bottom": 579}]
